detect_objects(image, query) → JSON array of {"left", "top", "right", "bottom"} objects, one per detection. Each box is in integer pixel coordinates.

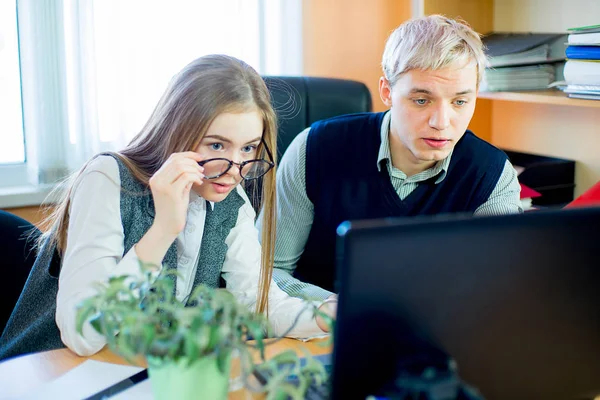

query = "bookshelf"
[
  {"left": 478, "top": 90, "right": 600, "bottom": 108},
  {"left": 419, "top": 0, "right": 600, "bottom": 197}
]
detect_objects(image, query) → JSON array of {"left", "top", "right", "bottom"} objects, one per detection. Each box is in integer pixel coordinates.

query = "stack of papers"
[
  {"left": 482, "top": 65, "right": 556, "bottom": 92},
  {"left": 481, "top": 33, "right": 568, "bottom": 92}
]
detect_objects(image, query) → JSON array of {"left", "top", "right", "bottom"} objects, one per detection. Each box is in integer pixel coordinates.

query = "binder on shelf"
[
  {"left": 564, "top": 60, "right": 600, "bottom": 86},
  {"left": 565, "top": 46, "right": 600, "bottom": 59},
  {"left": 568, "top": 32, "right": 600, "bottom": 46},
  {"left": 483, "top": 33, "right": 568, "bottom": 68},
  {"left": 567, "top": 93, "right": 600, "bottom": 100},
  {"left": 481, "top": 64, "right": 559, "bottom": 92},
  {"left": 567, "top": 24, "right": 600, "bottom": 35},
  {"left": 481, "top": 33, "right": 568, "bottom": 92}
]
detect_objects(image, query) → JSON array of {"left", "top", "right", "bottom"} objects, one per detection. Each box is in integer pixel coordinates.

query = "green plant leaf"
[
  {"left": 89, "top": 314, "right": 104, "bottom": 335},
  {"left": 74, "top": 264, "right": 324, "bottom": 400},
  {"left": 216, "top": 348, "right": 231, "bottom": 375},
  {"left": 183, "top": 331, "right": 199, "bottom": 361},
  {"left": 75, "top": 302, "right": 98, "bottom": 335}
]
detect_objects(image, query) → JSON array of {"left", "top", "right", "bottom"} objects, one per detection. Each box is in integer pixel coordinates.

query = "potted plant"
[{"left": 76, "top": 262, "right": 330, "bottom": 400}]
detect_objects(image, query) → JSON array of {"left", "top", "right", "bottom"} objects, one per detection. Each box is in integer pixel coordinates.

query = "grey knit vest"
[
  {"left": 112, "top": 154, "right": 244, "bottom": 293},
  {"left": 0, "top": 154, "right": 244, "bottom": 360}
]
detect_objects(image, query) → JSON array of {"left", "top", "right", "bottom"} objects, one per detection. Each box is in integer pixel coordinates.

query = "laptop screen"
[{"left": 330, "top": 207, "right": 600, "bottom": 400}]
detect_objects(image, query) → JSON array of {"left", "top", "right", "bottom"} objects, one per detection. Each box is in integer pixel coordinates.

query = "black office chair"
[
  {"left": 0, "top": 210, "right": 40, "bottom": 335},
  {"left": 263, "top": 76, "right": 373, "bottom": 158},
  {"left": 244, "top": 76, "right": 373, "bottom": 211}
]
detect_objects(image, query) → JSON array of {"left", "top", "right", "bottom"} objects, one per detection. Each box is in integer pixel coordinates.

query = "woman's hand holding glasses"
[{"left": 149, "top": 152, "right": 205, "bottom": 236}]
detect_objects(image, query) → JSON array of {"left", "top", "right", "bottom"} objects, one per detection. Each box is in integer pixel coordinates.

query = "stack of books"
[
  {"left": 481, "top": 33, "right": 568, "bottom": 92},
  {"left": 562, "top": 24, "right": 600, "bottom": 100}
]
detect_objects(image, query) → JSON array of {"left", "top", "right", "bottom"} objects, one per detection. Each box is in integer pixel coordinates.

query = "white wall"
[{"left": 495, "top": 0, "right": 600, "bottom": 33}]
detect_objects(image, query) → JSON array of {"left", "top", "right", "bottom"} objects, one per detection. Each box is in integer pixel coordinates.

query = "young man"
[{"left": 259, "top": 15, "right": 522, "bottom": 331}]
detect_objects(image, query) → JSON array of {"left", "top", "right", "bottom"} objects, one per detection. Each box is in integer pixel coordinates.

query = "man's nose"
[{"left": 429, "top": 104, "right": 451, "bottom": 131}]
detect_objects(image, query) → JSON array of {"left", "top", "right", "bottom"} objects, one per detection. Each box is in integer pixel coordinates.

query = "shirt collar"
[
  {"left": 190, "top": 190, "right": 214, "bottom": 210},
  {"left": 376, "top": 111, "right": 451, "bottom": 184}
]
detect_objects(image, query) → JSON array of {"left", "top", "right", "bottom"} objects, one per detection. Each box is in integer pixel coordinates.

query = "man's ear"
[{"left": 379, "top": 77, "right": 393, "bottom": 107}]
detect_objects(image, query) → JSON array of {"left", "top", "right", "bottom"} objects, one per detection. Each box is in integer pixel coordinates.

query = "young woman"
[{"left": 0, "top": 55, "right": 322, "bottom": 360}]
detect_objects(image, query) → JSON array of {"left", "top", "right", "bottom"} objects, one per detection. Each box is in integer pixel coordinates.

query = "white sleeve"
[
  {"left": 221, "top": 186, "right": 323, "bottom": 339},
  {"left": 55, "top": 156, "right": 150, "bottom": 356},
  {"left": 256, "top": 128, "right": 333, "bottom": 301}
]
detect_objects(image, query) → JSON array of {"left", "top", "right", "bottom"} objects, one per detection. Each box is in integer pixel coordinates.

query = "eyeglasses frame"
[{"left": 197, "top": 138, "right": 275, "bottom": 181}]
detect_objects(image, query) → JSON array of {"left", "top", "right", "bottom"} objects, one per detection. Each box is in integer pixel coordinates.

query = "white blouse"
[{"left": 55, "top": 156, "right": 321, "bottom": 356}]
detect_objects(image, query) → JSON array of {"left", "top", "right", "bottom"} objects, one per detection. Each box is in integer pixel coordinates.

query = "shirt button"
[
  {"left": 181, "top": 256, "right": 190, "bottom": 265},
  {"left": 186, "top": 224, "right": 196, "bottom": 233}
]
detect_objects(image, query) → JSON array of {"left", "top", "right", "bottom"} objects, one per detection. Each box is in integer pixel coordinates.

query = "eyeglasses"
[{"left": 198, "top": 139, "right": 275, "bottom": 181}]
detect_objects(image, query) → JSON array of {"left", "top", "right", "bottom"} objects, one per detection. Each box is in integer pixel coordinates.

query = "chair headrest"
[{"left": 263, "top": 76, "right": 372, "bottom": 158}]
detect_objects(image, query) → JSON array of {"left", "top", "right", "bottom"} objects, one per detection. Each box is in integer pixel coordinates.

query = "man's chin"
[{"left": 416, "top": 150, "right": 450, "bottom": 163}]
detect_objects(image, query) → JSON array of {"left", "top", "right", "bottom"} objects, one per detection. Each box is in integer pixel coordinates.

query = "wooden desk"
[{"left": 0, "top": 338, "right": 331, "bottom": 399}]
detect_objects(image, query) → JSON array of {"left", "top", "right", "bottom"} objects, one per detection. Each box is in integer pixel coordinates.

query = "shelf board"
[{"left": 478, "top": 90, "right": 600, "bottom": 108}]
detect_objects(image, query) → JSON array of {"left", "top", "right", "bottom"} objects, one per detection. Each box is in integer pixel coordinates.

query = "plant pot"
[{"left": 147, "top": 355, "right": 230, "bottom": 400}]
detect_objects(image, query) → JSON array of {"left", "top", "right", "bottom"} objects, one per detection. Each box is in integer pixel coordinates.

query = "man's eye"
[
  {"left": 414, "top": 99, "right": 428, "bottom": 105},
  {"left": 455, "top": 100, "right": 467, "bottom": 106},
  {"left": 210, "top": 143, "right": 223, "bottom": 151}
]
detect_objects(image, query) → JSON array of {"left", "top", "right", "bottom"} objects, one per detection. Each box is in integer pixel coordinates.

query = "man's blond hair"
[{"left": 382, "top": 15, "right": 487, "bottom": 87}]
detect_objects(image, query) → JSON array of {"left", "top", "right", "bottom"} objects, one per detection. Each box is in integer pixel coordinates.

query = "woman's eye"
[
  {"left": 242, "top": 145, "right": 257, "bottom": 153},
  {"left": 210, "top": 143, "right": 223, "bottom": 151}
]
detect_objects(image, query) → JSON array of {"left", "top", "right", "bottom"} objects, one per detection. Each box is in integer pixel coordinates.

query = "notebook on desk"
[{"left": 20, "top": 360, "right": 145, "bottom": 400}]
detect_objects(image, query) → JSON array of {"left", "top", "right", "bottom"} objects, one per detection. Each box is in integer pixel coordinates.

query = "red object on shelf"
[
  {"left": 520, "top": 183, "right": 541, "bottom": 199},
  {"left": 565, "top": 181, "right": 600, "bottom": 208}
]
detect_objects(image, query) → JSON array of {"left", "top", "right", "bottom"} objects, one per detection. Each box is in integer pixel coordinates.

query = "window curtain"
[{"left": 19, "top": 0, "right": 302, "bottom": 185}]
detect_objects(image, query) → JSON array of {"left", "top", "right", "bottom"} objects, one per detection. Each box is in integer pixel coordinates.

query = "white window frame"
[
  {"left": 1, "top": 0, "right": 90, "bottom": 207},
  {"left": 0, "top": 165, "right": 30, "bottom": 188},
  {"left": 0, "top": 1, "right": 28, "bottom": 190}
]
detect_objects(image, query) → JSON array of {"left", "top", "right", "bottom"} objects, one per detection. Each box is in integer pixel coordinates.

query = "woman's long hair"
[{"left": 39, "top": 55, "right": 278, "bottom": 314}]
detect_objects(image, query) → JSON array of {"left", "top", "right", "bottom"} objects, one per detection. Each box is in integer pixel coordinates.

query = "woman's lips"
[{"left": 211, "top": 182, "right": 233, "bottom": 194}]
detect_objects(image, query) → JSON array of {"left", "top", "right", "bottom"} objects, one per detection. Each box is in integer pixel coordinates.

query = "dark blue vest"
[{"left": 295, "top": 112, "right": 507, "bottom": 292}]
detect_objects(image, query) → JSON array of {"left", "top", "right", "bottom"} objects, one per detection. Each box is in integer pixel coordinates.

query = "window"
[
  {"left": 0, "top": 0, "right": 301, "bottom": 196},
  {"left": 0, "top": 1, "right": 25, "bottom": 164},
  {"left": 0, "top": 0, "right": 31, "bottom": 192},
  {"left": 68, "top": 0, "right": 264, "bottom": 147}
]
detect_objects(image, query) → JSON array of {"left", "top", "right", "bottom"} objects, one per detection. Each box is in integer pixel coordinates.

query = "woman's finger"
[
  {"left": 170, "top": 151, "right": 204, "bottom": 163},
  {"left": 159, "top": 163, "right": 203, "bottom": 186},
  {"left": 172, "top": 171, "right": 204, "bottom": 197}
]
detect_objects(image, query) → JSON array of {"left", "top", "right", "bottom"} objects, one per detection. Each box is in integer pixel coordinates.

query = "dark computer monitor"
[{"left": 330, "top": 207, "right": 600, "bottom": 400}]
